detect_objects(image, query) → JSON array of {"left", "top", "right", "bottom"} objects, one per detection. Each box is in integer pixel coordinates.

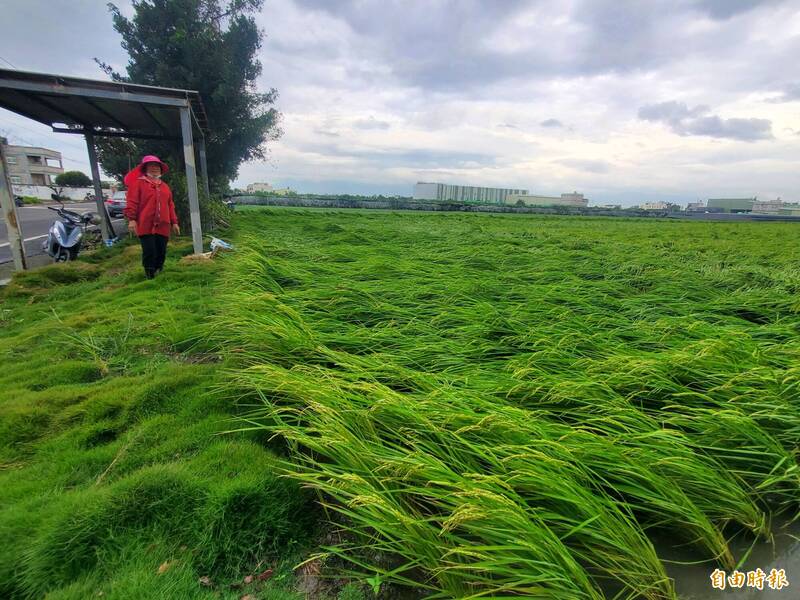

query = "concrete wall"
[{"left": 12, "top": 184, "right": 102, "bottom": 201}]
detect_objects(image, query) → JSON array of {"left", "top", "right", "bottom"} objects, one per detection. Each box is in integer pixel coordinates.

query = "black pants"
[{"left": 139, "top": 234, "right": 168, "bottom": 278}]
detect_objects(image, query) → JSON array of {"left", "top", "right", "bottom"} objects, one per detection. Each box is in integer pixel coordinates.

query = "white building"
[
  {"left": 414, "top": 182, "right": 527, "bottom": 204},
  {"left": 246, "top": 182, "right": 273, "bottom": 193},
  {"left": 752, "top": 199, "right": 787, "bottom": 214},
  {"left": 639, "top": 201, "right": 670, "bottom": 211}
]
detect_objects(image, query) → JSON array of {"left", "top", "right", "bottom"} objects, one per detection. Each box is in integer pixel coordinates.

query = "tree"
[
  {"left": 55, "top": 171, "right": 93, "bottom": 187},
  {"left": 95, "top": 138, "right": 138, "bottom": 183},
  {"left": 95, "top": 0, "right": 281, "bottom": 189}
]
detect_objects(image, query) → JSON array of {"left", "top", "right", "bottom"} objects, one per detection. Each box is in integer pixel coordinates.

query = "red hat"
[
  {"left": 124, "top": 155, "right": 169, "bottom": 187},
  {"left": 139, "top": 155, "right": 169, "bottom": 174}
]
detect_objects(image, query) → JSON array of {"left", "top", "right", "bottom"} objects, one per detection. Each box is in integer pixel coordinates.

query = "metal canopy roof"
[{"left": 0, "top": 68, "right": 208, "bottom": 140}]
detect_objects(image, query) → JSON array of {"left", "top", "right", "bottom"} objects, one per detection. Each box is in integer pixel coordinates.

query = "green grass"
[
  {"left": 0, "top": 237, "right": 317, "bottom": 599},
  {"left": 216, "top": 208, "right": 800, "bottom": 599},
  {"left": 4, "top": 208, "right": 800, "bottom": 599}
]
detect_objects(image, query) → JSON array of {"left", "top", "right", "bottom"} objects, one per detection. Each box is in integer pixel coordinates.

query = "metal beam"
[
  {"left": 0, "top": 97, "right": 64, "bottom": 129},
  {"left": 84, "top": 98, "right": 130, "bottom": 130},
  {"left": 18, "top": 90, "right": 87, "bottom": 126},
  {"left": 180, "top": 106, "right": 203, "bottom": 254},
  {"left": 0, "top": 144, "right": 27, "bottom": 271},
  {"left": 51, "top": 126, "right": 178, "bottom": 141},
  {"left": 197, "top": 135, "right": 210, "bottom": 197},
  {"left": 84, "top": 132, "right": 115, "bottom": 241},
  {"left": 0, "top": 78, "right": 190, "bottom": 107},
  {"left": 139, "top": 104, "right": 170, "bottom": 137}
]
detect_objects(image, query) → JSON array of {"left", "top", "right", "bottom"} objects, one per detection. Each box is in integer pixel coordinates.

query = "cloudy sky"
[{"left": 1, "top": 0, "right": 799, "bottom": 205}]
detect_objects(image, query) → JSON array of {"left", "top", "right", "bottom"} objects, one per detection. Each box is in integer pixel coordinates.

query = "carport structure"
[{"left": 0, "top": 68, "right": 210, "bottom": 271}]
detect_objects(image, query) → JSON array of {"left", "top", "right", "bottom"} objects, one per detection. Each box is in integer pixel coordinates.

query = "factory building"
[
  {"left": 752, "top": 199, "right": 800, "bottom": 215},
  {"left": 706, "top": 198, "right": 756, "bottom": 213},
  {"left": 414, "top": 182, "right": 527, "bottom": 204},
  {"left": 506, "top": 192, "right": 588, "bottom": 208}
]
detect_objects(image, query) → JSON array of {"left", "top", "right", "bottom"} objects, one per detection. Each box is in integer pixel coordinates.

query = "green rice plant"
[{"left": 211, "top": 209, "right": 800, "bottom": 599}]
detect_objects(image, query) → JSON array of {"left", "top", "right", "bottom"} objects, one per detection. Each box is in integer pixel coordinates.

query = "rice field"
[{"left": 218, "top": 208, "right": 800, "bottom": 599}]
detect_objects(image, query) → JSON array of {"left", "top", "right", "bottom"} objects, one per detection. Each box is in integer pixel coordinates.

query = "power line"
[
  {"left": 0, "top": 116, "right": 88, "bottom": 151},
  {"left": 0, "top": 128, "right": 88, "bottom": 165},
  {"left": 0, "top": 55, "right": 18, "bottom": 69},
  {"left": 0, "top": 119, "right": 90, "bottom": 165}
]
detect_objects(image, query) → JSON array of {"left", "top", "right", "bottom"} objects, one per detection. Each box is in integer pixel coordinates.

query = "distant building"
[
  {"left": 749, "top": 198, "right": 800, "bottom": 216},
  {"left": 1, "top": 141, "right": 63, "bottom": 185},
  {"left": 706, "top": 197, "right": 756, "bottom": 213},
  {"left": 686, "top": 201, "right": 706, "bottom": 212},
  {"left": 639, "top": 201, "right": 670, "bottom": 211},
  {"left": 779, "top": 206, "right": 800, "bottom": 216},
  {"left": 271, "top": 187, "right": 294, "bottom": 196},
  {"left": 246, "top": 182, "right": 273, "bottom": 193},
  {"left": 506, "top": 192, "right": 588, "bottom": 208},
  {"left": 414, "top": 182, "right": 527, "bottom": 204},
  {"left": 751, "top": 199, "right": 800, "bottom": 215}
]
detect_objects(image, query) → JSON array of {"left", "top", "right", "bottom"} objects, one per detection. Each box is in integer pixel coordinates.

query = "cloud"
[
  {"left": 352, "top": 116, "right": 391, "bottom": 130},
  {"left": 692, "top": 0, "right": 784, "bottom": 20},
  {"left": 315, "top": 128, "right": 341, "bottom": 138},
  {"left": 766, "top": 82, "right": 800, "bottom": 103},
  {"left": 556, "top": 158, "right": 611, "bottom": 173},
  {"left": 638, "top": 101, "right": 773, "bottom": 141},
  {"left": 540, "top": 118, "right": 564, "bottom": 128}
]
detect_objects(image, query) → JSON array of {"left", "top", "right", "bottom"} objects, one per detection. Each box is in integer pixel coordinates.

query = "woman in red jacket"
[{"left": 123, "top": 155, "right": 180, "bottom": 279}]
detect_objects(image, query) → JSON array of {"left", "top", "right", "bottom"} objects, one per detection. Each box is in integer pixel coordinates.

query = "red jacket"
[{"left": 123, "top": 176, "right": 178, "bottom": 237}]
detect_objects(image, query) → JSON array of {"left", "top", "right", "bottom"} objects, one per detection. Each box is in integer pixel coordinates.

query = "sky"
[{"left": 1, "top": 0, "right": 799, "bottom": 205}]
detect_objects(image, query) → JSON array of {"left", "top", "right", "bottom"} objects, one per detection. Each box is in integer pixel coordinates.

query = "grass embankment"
[
  {"left": 0, "top": 239, "right": 318, "bottom": 599},
  {"left": 217, "top": 209, "right": 800, "bottom": 599}
]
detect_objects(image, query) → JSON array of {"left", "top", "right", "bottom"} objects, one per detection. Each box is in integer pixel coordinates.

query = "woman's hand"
[
  {"left": 128, "top": 220, "right": 137, "bottom": 235},
  {"left": 172, "top": 223, "right": 180, "bottom": 235}
]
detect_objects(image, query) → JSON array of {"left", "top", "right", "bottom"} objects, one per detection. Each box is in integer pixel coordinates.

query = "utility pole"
[
  {"left": 84, "top": 131, "right": 115, "bottom": 241},
  {"left": 0, "top": 143, "right": 27, "bottom": 271},
  {"left": 180, "top": 105, "right": 204, "bottom": 255}
]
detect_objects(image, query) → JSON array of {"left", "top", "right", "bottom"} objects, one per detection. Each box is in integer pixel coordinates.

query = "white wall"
[
  {"left": 413, "top": 182, "right": 440, "bottom": 200},
  {"left": 11, "top": 184, "right": 106, "bottom": 201}
]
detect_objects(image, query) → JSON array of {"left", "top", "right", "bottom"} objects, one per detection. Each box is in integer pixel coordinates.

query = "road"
[{"left": 0, "top": 202, "right": 126, "bottom": 264}]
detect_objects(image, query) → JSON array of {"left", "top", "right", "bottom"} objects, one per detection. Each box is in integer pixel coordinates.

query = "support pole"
[
  {"left": 180, "top": 106, "right": 203, "bottom": 255},
  {"left": 84, "top": 132, "right": 115, "bottom": 241},
  {"left": 197, "top": 135, "right": 210, "bottom": 198},
  {"left": 0, "top": 144, "right": 27, "bottom": 271}
]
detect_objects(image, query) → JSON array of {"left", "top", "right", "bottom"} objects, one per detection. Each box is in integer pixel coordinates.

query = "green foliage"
[
  {"left": 216, "top": 209, "right": 800, "bottom": 599},
  {"left": 94, "top": 137, "right": 138, "bottom": 182},
  {"left": 55, "top": 170, "right": 93, "bottom": 187},
  {"left": 165, "top": 171, "right": 233, "bottom": 232},
  {"left": 0, "top": 236, "right": 313, "bottom": 599},
  {"left": 96, "top": 0, "right": 281, "bottom": 186}
]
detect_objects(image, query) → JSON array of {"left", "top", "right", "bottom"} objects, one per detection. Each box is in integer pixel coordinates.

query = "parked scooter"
[{"left": 42, "top": 203, "right": 101, "bottom": 262}]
